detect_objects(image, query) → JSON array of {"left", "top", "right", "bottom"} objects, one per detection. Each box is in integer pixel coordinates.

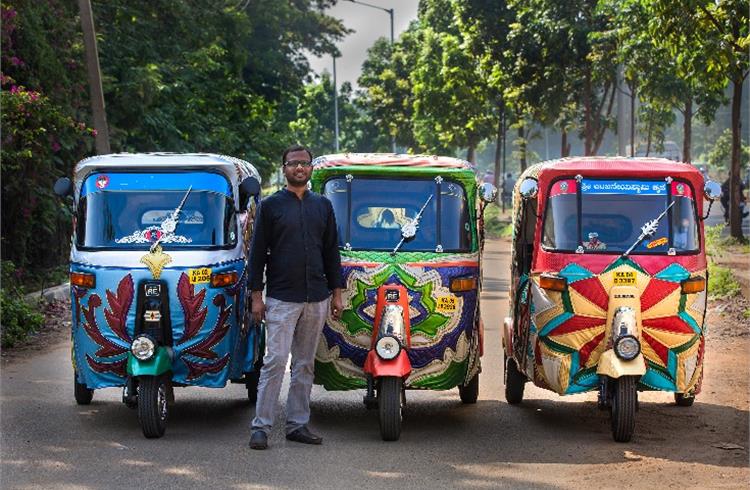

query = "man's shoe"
[
  {"left": 286, "top": 426, "right": 322, "bottom": 445},
  {"left": 249, "top": 431, "right": 268, "bottom": 450}
]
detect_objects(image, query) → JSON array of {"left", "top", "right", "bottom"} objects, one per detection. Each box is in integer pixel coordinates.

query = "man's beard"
[{"left": 286, "top": 170, "right": 310, "bottom": 186}]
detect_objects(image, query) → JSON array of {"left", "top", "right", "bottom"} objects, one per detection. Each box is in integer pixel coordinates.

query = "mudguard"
[
  {"left": 596, "top": 350, "right": 646, "bottom": 378},
  {"left": 363, "top": 350, "right": 412, "bottom": 378},
  {"left": 127, "top": 347, "right": 172, "bottom": 377}
]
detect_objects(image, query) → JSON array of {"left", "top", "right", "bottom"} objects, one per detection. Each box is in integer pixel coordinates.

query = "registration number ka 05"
[
  {"left": 613, "top": 271, "right": 636, "bottom": 286},
  {"left": 188, "top": 268, "right": 212, "bottom": 284},
  {"left": 436, "top": 295, "right": 458, "bottom": 314}
]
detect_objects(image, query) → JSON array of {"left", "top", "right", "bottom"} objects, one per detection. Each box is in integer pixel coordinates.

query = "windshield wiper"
[
  {"left": 621, "top": 201, "right": 674, "bottom": 259},
  {"left": 391, "top": 194, "right": 433, "bottom": 256},
  {"left": 151, "top": 186, "right": 192, "bottom": 252}
]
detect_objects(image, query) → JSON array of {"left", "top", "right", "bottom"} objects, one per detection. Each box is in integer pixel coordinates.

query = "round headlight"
[
  {"left": 375, "top": 336, "right": 401, "bottom": 360},
  {"left": 614, "top": 335, "right": 640, "bottom": 361},
  {"left": 131, "top": 335, "right": 156, "bottom": 361}
]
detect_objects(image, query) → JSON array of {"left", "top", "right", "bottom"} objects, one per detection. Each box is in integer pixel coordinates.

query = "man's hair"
[{"left": 282, "top": 144, "right": 313, "bottom": 164}]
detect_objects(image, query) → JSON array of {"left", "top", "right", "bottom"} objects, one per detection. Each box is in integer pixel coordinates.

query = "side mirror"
[
  {"left": 704, "top": 180, "right": 721, "bottom": 201},
  {"left": 239, "top": 176, "right": 261, "bottom": 209},
  {"left": 519, "top": 178, "right": 538, "bottom": 200},
  {"left": 54, "top": 177, "right": 74, "bottom": 197},
  {"left": 479, "top": 182, "right": 498, "bottom": 203}
]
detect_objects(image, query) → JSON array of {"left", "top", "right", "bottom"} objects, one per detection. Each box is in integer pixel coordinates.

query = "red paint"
[
  {"left": 579, "top": 331, "right": 606, "bottom": 366},
  {"left": 371, "top": 284, "right": 411, "bottom": 348},
  {"left": 363, "top": 349, "right": 412, "bottom": 378},
  {"left": 569, "top": 276, "right": 610, "bottom": 311},
  {"left": 640, "top": 278, "right": 680, "bottom": 312}
]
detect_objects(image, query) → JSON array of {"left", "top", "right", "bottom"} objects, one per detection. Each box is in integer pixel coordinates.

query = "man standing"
[{"left": 248, "top": 144, "right": 343, "bottom": 450}]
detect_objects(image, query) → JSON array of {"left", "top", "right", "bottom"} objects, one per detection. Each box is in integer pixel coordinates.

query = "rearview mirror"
[
  {"left": 479, "top": 182, "right": 498, "bottom": 203},
  {"left": 519, "top": 178, "right": 538, "bottom": 200},
  {"left": 239, "top": 176, "right": 261, "bottom": 209},
  {"left": 704, "top": 180, "right": 721, "bottom": 201},
  {"left": 54, "top": 177, "right": 74, "bottom": 197}
]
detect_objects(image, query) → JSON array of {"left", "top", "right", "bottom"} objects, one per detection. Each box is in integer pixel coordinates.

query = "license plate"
[
  {"left": 385, "top": 290, "right": 400, "bottom": 302},
  {"left": 435, "top": 295, "right": 458, "bottom": 314},
  {"left": 613, "top": 271, "right": 636, "bottom": 286},
  {"left": 145, "top": 284, "right": 161, "bottom": 297},
  {"left": 189, "top": 268, "right": 212, "bottom": 284}
]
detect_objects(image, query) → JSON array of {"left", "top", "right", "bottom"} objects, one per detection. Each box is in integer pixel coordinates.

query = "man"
[{"left": 248, "top": 144, "right": 344, "bottom": 450}]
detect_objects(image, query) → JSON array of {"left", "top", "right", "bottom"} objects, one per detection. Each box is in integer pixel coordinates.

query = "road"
[{"left": 1, "top": 239, "right": 748, "bottom": 489}]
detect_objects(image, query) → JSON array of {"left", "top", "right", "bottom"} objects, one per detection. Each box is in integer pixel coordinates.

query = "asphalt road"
[{"left": 1, "top": 239, "right": 747, "bottom": 489}]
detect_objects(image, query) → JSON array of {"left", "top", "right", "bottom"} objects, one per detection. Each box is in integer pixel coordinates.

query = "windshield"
[
  {"left": 323, "top": 176, "right": 471, "bottom": 252},
  {"left": 542, "top": 178, "right": 698, "bottom": 254},
  {"left": 76, "top": 172, "right": 237, "bottom": 249}
]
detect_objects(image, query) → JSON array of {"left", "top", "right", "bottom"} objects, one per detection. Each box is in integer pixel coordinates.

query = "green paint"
[
  {"left": 411, "top": 358, "right": 468, "bottom": 390},
  {"left": 126, "top": 348, "right": 171, "bottom": 376},
  {"left": 602, "top": 257, "right": 648, "bottom": 275},
  {"left": 314, "top": 360, "right": 366, "bottom": 390}
]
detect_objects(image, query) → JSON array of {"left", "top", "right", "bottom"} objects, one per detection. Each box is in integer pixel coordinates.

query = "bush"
[
  {"left": 0, "top": 261, "right": 44, "bottom": 348},
  {"left": 484, "top": 203, "right": 513, "bottom": 239}
]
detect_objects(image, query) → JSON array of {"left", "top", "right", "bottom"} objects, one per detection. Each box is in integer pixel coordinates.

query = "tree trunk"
[
  {"left": 645, "top": 112, "right": 653, "bottom": 156},
  {"left": 593, "top": 82, "right": 616, "bottom": 154},
  {"left": 518, "top": 124, "right": 527, "bottom": 171},
  {"left": 494, "top": 109, "right": 503, "bottom": 189},
  {"left": 561, "top": 129, "right": 571, "bottom": 157},
  {"left": 729, "top": 79, "right": 744, "bottom": 239},
  {"left": 682, "top": 98, "right": 692, "bottom": 163},
  {"left": 629, "top": 82, "right": 636, "bottom": 157},
  {"left": 584, "top": 69, "right": 593, "bottom": 155},
  {"left": 466, "top": 143, "right": 476, "bottom": 165}
]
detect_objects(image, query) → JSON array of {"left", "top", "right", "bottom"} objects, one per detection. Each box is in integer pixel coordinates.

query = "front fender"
[
  {"left": 596, "top": 350, "right": 646, "bottom": 378},
  {"left": 127, "top": 347, "right": 172, "bottom": 377},
  {"left": 363, "top": 350, "right": 412, "bottom": 378}
]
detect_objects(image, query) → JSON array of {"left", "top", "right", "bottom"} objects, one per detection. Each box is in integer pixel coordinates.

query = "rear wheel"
[
  {"left": 610, "top": 376, "right": 637, "bottom": 442},
  {"left": 378, "top": 376, "right": 403, "bottom": 441},
  {"left": 504, "top": 356, "right": 525, "bottom": 405},
  {"left": 674, "top": 392, "right": 695, "bottom": 407},
  {"left": 138, "top": 375, "right": 168, "bottom": 438},
  {"left": 459, "top": 373, "right": 479, "bottom": 404},
  {"left": 74, "top": 372, "right": 94, "bottom": 405}
]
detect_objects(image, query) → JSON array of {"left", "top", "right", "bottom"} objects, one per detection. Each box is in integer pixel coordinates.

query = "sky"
[{"left": 307, "top": 0, "right": 419, "bottom": 89}]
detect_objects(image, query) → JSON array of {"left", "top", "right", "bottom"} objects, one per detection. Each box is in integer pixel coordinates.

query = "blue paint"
[
  {"left": 581, "top": 179, "right": 667, "bottom": 195},
  {"left": 82, "top": 172, "right": 231, "bottom": 197},
  {"left": 655, "top": 263, "right": 691, "bottom": 282},
  {"left": 559, "top": 263, "right": 594, "bottom": 283}
]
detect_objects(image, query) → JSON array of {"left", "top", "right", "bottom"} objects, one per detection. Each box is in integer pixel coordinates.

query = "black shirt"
[{"left": 249, "top": 188, "right": 343, "bottom": 302}]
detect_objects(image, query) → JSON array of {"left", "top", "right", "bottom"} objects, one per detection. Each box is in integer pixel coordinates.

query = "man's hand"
[
  {"left": 330, "top": 288, "right": 343, "bottom": 320},
  {"left": 251, "top": 291, "right": 265, "bottom": 324}
]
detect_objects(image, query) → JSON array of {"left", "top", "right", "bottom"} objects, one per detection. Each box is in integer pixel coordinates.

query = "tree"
[{"left": 649, "top": 0, "right": 749, "bottom": 239}]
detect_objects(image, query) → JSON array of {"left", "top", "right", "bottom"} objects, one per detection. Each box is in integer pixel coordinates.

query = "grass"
[
  {"left": 705, "top": 224, "right": 743, "bottom": 299},
  {"left": 484, "top": 203, "right": 513, "bottom": 239}
]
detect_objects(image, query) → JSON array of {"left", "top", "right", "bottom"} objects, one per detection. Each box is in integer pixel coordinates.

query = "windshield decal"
[
  {"left": 115, "top": 226, "right": 192, "bottom": 245},
  {"left": 581, "top": 179, "right": 666, "bottom": 195},
  {"left": 646, "top": 237, "right": 668, "bottom": 249}
]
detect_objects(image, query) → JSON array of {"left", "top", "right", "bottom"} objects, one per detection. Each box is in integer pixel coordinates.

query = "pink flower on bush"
[
  {"left": 51, "top": 140, "right": 61, "bottom": 152},
  {"left": 91, "top": 129, "right": 98, "bottom": 137},
  {"left": 10, "top": 56, "right": 22, "bottom": 66}
]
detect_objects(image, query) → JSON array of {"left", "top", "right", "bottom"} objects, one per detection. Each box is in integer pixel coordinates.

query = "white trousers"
[{"left": 251, "top": 297, "right": 329, "bottom": 434}]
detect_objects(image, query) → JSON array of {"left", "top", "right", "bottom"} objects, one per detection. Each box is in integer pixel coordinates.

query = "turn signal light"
[
  {"left": 70, "top": 272, "right": 95, "bottom": 289},
  {"left": 681, "top": 276, "right": 705, "bottom": 294},
  {"left": 211, "top": 271, "right": 238, "bottom": 288},
  {"left": 450, "top": 276, "right": 477, "bottom": 292},
  {"left": 539, "top": 274, "right": 567, "bottom": 292}
]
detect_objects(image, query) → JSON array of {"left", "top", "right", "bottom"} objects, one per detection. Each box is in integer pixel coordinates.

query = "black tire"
[
  {"left": 138, "top": 376, "right": 168, "bottom": 439},
  {"left": 459, "top": 373, "right": 479, "bottom": 404},
  {"left": 246, "top": 369, "right": 261, "bottom": 404},
  {"left": 378, "top": 376, "right": 403, "bottom": 441},
  {"left": 504, "top": 356, "right": 525, "bottom": 405},
  {"left": 74, "top": 373, "right": 94, "bottom": 405},
  {"left": 610, "top": 376, "right": 637, "bottom": 443},
  {"left": 674, "top": 392, "right": 695, "bottom": 407}
]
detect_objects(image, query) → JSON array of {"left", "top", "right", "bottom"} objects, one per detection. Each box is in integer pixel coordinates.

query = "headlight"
[
  {"left": 375, "top": 336, "right": 401, "bottom": 360},
  {"left": 614, "top": 335, "right": 640, "bottom": 361},
  {"left": 131, "top": 335, "right": 156, "bottom": 361}
]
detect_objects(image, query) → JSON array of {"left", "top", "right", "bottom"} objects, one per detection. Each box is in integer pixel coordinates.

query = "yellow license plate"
[
  {"left": 188, "top": 268, "right": 212, "bottom": 284},
  {"left": 435, "top": 295, "right": 458, "bottom": 314},
  {"left": 613, "top": 271, "right": 636, "bottom": 286}
]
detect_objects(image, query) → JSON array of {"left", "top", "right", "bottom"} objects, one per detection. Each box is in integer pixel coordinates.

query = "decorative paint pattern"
[
  {"left": 528, "top": 258, "right": 706, "bottom": 395},
  {"left": 315, "top": 251, "right": 480, "bottom": 390}
]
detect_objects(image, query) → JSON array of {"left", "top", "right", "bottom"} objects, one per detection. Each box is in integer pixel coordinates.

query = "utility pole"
[
  {"left": 333, "top": 55, "right": 340, "bottom": 153},
  {"left": 345, "top": 0, "right": 396, "bottom": 153},
  {"left": 78, "top": 0, "right": 110, "bottom": 154}
]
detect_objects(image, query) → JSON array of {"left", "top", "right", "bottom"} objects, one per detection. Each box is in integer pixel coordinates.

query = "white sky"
[{"left": 307, "top": 0, "right": 419, "bottom": 88}]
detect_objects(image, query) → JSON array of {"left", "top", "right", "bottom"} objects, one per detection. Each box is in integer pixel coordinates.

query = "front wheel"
[
  {"left": 378, "top": 376, "right": 403, "bottom": 441},
  {"left": 674, "top": 392, "right": 695, "bottom": 407},
  {"left": 504, "top": 355, "right": 525, "bottom": 405},
  {"left": 610, "top": 376, "right": 637, "bottom": 442},
  {"left": 138, "top": 375, "right": 168, "bottom": 438},
  {"left": 74, "top": 372, "right": 94, "bottom": 405},
  {"left": 459, "top": 373, "right": 479, "bottom": 404}
]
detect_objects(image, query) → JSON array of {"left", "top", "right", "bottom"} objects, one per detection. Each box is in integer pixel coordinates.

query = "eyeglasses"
[{"left": 283, "top": 160, "right": 313, "bottom": 168}]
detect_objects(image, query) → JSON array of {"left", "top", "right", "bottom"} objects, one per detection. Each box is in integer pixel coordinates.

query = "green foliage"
[
  {"left": 1, "top": 261, "right": 44, "bottom": 348},
  {"left": 708, "top": 264, "right": 741, "bottom": 299},
  {"left": 704, "top": 128, "right": 750, "bottom": 171},
  {"left": 483, "top": 204, "right": 513, "bottom": 239}
]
